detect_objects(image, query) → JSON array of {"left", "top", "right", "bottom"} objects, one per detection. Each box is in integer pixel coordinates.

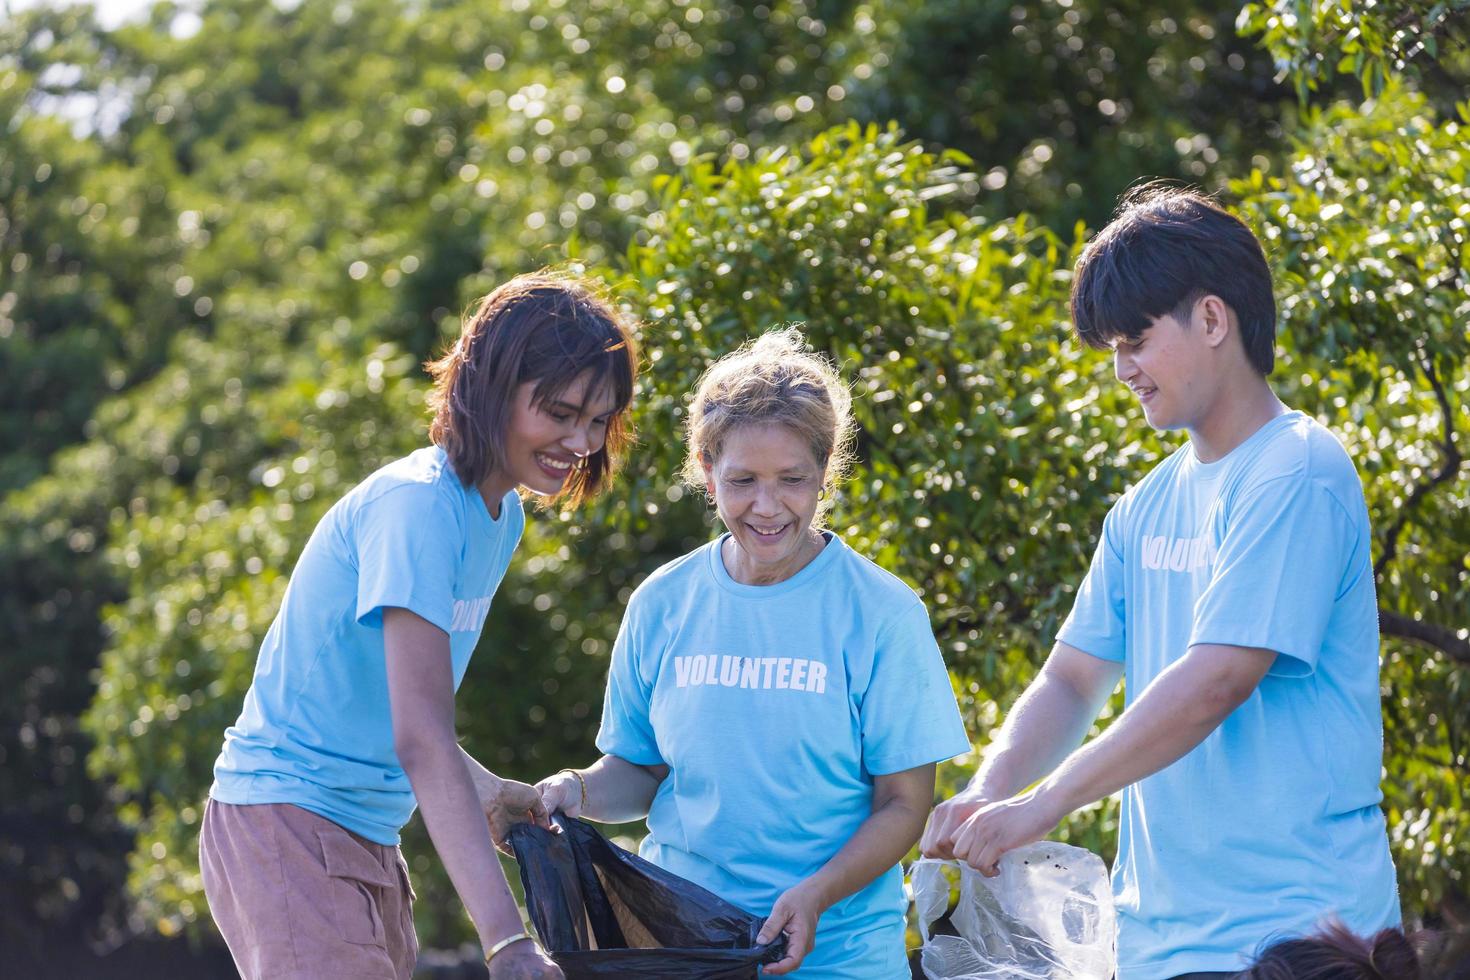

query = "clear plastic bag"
[{"left": 912, "top": 842, "right": 1115, "bottom": 980}]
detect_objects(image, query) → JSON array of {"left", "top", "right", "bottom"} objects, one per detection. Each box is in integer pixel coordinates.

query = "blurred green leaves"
[
  {"left": 1, "top": 0, "right": 1465, "bottom": 956},
  {"left": 1239, "top": 0, "right": 1470, "bottom": 100}
]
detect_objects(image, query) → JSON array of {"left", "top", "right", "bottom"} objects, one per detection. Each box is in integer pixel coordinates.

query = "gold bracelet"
[
  {"left": 558, "top": 767, "right": 588, "bottom": 811},
  {"left": 485, "top": 931, "right": 535, "bottom": 964}
]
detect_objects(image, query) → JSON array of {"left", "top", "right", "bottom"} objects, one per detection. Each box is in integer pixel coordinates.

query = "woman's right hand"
[
  {"left": 534, "top": 770, "right": 585, "bottom": 819},
  {"left": 487, "top": 940, "right": 563, "bottom": 980}
]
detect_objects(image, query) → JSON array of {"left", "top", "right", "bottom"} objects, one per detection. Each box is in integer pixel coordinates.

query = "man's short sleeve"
[
  {"left": 354, "top": 486, "right": 460, "bottom": 634},
  {"left": 1190, "top": 476, "right": 1357, "bottom": 676},
  {"left": 1057, "top": 505, "right": 1128, "bottom": 662},
  {"left": 595, "top": 600, "right": 664, "bottom": 767},
  {"left": 858, "top": 600, "right": 971, "bottom": 775}
]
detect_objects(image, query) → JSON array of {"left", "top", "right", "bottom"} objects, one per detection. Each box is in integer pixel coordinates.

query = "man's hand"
[
  {"left": 949, "top": 788, "right": 1066, "bottom": 877},
  {"left": 486, "top": 939, "right": 563, "bottom": 980},
  {"left": 478, "top": 777, "right": 551, "bottom": 851},
  {"left": 919, "top": 786, "right": 991, "bottom": 860},
  {"left": 755, "top": 879, "right": 827, "bottom": 975}
]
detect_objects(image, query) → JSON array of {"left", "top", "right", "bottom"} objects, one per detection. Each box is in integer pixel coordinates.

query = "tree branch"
[
  {"left": 1374, "top": 350, "right": 1464, "bottom": 580},
  {"left": 1380, "top": 608, "right": 1470, "bottom": 666}
]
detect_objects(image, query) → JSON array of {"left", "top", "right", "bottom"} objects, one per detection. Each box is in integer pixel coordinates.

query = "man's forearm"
[
  {"left": 970, "top": 667, "right": 1110, "bottom": 799},
  {"left": 1036, "top": 643, "right": 1273, "bottom": 815},
  {"left": 921, "top": 643, "right": 1120, "bottom": 862}
]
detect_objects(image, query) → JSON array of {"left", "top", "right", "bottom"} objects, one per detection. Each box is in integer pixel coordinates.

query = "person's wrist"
[
  {"left": 962, "top": 782, "right": 992, "bottom": 801},
  {"left": 484, "top": 931, "right": 537, "bottom": 966},
  {"left": 556, "top": 768, "right": 588, "bottom": 812},
  {"left": 472, "top": 767, "right": 504, "bottom": 800},
  {"left": 1029, "top": 777, "right": 1072, "bottom": 825},
  {"left": 794, "top": 874, "right": 835, "bottom": 914},
  {"left": 967, "top": 765, "right": 1013, "bottom": 802}
]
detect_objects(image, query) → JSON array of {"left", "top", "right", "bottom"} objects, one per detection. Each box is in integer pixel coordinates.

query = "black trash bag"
[{"left": 507, "top": 815, "right": 787, "bottom": 979}]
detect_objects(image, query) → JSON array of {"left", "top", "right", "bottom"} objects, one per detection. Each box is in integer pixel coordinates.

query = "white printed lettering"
[
  {"left": 450, "top": 596, "right": 493, "bottom": 632},
  {"left": 1141, "top": 533, "right": 1212, "bottom": 574},
  {"left": 719, "top": 655, "right": 740, "bottom": 686},
  {"left": 740, "top": 657, "right": 760, "bottom": 688},
  {"left": 671, "top": 654, "right": 831, "bottom": 694},
  {"left": 790, "top": 659, "right": 809, "bottom": 691}
]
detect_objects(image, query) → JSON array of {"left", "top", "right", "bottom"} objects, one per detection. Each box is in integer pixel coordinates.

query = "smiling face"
[
  {"left": 703, "top": 423, "right": 827, "bottom": 584},
  {"left": 491, "top": 371, "right": 618, "bottom": 502},
  {"left": 1111, "top": 302, "right": 1224, "bottom": 433}
]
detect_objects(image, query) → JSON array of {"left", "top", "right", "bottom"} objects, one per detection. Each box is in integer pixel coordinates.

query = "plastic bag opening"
[
  {"left": 912, "top": 842, "right": 1115, "bottom": 980},
  {"left": 508, "top": 815, "right": 787, "bottom": 980}
]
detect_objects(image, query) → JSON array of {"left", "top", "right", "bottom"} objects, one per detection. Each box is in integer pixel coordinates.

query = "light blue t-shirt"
[
  {"left": 1058, "top": 411, "right": 1399, "bottom": 979},
  {"left": 597, "top": 533, "right": 969, "bottom": 979},
  {"left": 211, "top": 446, "right": 523, "bottom": 845}
]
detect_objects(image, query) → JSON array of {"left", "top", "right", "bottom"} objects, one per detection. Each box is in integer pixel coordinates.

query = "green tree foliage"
[
  {"left": 2, "top": 0, "right": 1465, "bottom": 958},
  {"left": 846, "top": 0, "right": 1292, "bottom": 230},
  {"left": 0, "top": 10, "right": 189, "bottom": 495},
  {"left": 1239, "top": 0, "right": 1470, "bottom": 99},
  {"left": 3, "top": 0, "right": 1303, "bottom": 947}
]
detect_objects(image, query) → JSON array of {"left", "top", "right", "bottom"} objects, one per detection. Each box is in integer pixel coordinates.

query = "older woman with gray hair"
[{"left": 537, "top": 328, "right": 967, "bottom": 977}]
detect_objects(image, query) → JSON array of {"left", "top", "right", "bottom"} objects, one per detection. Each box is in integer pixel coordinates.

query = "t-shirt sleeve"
[
  {"left": 859, "top": 599, "right": 970, "bottom": 776},
  {"left": 595, "top": 599, "right": 664, "bottom": 767},
  {"left": 1056, "top": 504, "right": 1128, "bottom": 663},
  {"left": 1189, "top": 475, "right": 1356, "bottom": 676},
  {"left": 353, "top": 486, "right": 461, "bottom": 634}
]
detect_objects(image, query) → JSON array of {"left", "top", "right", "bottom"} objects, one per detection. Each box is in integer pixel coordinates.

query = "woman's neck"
[
  {"left": 477, "top": 469, "right": 514, "bottom": 520},
  {"left": 722, "top": 528, "right": 827, "bottom": 586}
]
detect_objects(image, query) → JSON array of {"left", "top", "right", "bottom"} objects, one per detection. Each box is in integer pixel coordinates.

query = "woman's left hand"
[{"left": 755, "top": 879, "right": 827, "bottom": 975}]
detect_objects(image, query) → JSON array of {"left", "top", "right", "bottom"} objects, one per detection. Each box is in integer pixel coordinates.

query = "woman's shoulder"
[
  {"left": 828, "top": 537, "right": 925, "bottom": 612},
  {"left": 345, "top": 447, "right": 474, "bottom": 525},
  {"left": 630, "top": 540, "right": 719, "bottom": 601}
]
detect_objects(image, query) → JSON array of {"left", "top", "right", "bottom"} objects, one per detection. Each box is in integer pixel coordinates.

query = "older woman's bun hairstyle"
[{"left": 682, "top": 326, "right": 855, "bottom": 523}]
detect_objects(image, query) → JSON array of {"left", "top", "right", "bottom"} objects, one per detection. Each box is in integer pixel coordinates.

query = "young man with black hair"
[{"left": 922, "top": 186, "right": 1400, "bottom": 979}]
